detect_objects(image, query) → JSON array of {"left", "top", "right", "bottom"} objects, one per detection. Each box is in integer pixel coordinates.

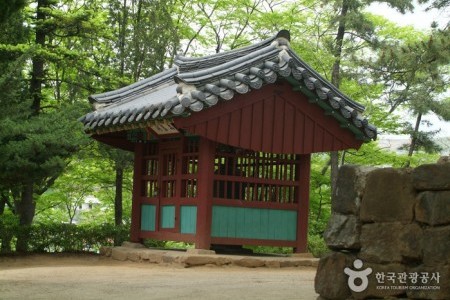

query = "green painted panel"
[
  {"left": 161, "top": 205, "right": 175, "bottom": 228},
  {"left": 180, "top": 206, "right": 197, "bottom": 234},
  {"left": 141, "top": 204, "right": 156, "bottom": 231},
  {"left": 211, "top": 206, "right": 297, "bottom": 241}
]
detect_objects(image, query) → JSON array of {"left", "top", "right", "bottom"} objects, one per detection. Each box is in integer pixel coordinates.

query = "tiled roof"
[{"left": 80, "top": 30, "right": 377, "bottom": 141}]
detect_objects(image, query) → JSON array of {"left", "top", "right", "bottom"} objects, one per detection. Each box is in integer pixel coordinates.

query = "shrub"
[{"left": 0, "top": 222, "right": 129, "bottom": 253}]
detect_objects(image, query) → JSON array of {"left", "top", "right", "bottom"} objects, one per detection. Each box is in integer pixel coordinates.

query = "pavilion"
[{"left": 80, "top": 30, "right": 376, "bottom": 253}]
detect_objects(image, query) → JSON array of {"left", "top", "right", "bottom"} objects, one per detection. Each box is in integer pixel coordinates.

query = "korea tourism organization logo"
[
  {"left": 344, "top": 259, "right": 372, "bottom": 292},
  {"left": 344, "top": 259, "right": 441, "bottom": 293}
]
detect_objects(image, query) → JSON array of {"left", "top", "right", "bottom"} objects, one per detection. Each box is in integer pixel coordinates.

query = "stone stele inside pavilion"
[{"left": 80, "top": 30, "right": 377, "bottom": 253}]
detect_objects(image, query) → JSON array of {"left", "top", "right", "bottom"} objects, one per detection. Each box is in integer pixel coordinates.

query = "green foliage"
[
  {"left": 35, "top": 145, "right": 134, "bottom": 226},
  {"left": 0, "top": 0, "right": 27, "bottom": 23},
  {"left": 308, "top": 234, "right": 331, "bottom": 258},
  {"left": 0, "top": 107, "right": 88, "bottom": 190},
  {"left": 0, "top": 222, "right": 129, "bottom": 253}
]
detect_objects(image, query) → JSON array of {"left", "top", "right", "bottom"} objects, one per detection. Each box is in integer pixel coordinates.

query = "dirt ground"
[{"left": 0, "top": 253, "right": 318, "bottom": 300}]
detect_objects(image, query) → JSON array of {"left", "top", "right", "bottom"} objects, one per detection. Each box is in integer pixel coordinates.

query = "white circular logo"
[{"left": 344, "top": 259, "right": 373, "bottom": 292}]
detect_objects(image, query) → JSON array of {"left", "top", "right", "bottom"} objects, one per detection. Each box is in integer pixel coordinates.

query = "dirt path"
[{"left": 0, "top": 254, "right": 318, "bottom": 300}]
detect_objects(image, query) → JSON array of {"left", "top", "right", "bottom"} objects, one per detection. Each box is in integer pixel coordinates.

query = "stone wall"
[{"left": 315, "top": 159, "right": 450, "bottom": 300}]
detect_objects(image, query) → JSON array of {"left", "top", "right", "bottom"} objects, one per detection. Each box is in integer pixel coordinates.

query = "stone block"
[
  {"left": 233, "top": 258, "right": 265, "bottom": 268},
  {"left": 324, "top": 213, "right": 361, "bottom": 250},
  {"left": 314, "top": 252, "right": 354, "bottom": 300},
  {"left": 182, "top": 255, "right": 218, "bottom": 267},
  {"left": 422, "top": 226, "right": 450, "bottom": 266},
  {"left": 406, "top": 264, "right": 450, "bottom": 300},
  {"left": 111, "top": 247, "right": 128, "bottom": 261},
  {"left": 413, "top": 163, "right": 450, "bottom": 191},
  {"left": 148, "top": 253, "right": 164, "bottom": 263},
  {"left": 127, "top": 249, "right": 141, "bottom": 262},
  {"left": 416, "top": 191, "right": 450, "bottom": 226},
  {"left": 162, "top": 253, "right": 179, "bottom": 264},
  {"left": 359, "top": 223, "right": 422, "bottom": 264},
  {"left": 279, "top": 260, "right": 300, "bottom": 268},
  {"left": 360, "top": 168, "right": 416, "bottom": 223},
  {"left": 332, "top": 165, "right": 374, "bottom": 215},
  {"left": 140, "top": 251, "right": 164, "bottom": 263},
  {"left": 264, "top": 260, "right": 281, "bottom": 268}
]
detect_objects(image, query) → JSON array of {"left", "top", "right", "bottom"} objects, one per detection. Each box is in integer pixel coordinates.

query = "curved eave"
[{"left": 80, "top": 31, "right": 377, "bottom": 142}]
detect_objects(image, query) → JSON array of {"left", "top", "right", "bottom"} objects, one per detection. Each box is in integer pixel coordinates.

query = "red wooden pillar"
[
  {"left": 130, "top": 143, "right": 144, "bottom": 242},
  {"left": 295, "top": 154, "right": 311, "bottom": 253},
  {"left": 195, "top": 137, "right": 216, "bottom": 249}
]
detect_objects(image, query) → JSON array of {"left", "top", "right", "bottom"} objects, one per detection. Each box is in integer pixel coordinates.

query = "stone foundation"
[
  {"left": 315, "top": 159, "right": 450, "bottom": 300},
  {"left": 101, "top": 242, "right": 319, "bottom": 269}
]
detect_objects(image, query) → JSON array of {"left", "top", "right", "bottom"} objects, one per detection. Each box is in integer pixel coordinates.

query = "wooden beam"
[
  {"left": 195, "top": 137, "right": 216, "bottom": 249},
  {"left": 295, "top": 154, "right": 311, "bottom": 253}
]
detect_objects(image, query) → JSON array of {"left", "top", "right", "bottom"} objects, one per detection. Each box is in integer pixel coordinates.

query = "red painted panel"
[
  {"left": 262, "top": 97, "right": 275, "bottom": 152},
  {"left": 314, "top": 124, "right": 324, "bottom": 152},
  {"left": 93, "top": 133, "right": 134, "bottom": 151},
  {"left": 217, "top": 113, "right": 231, "bottom": 144},
  {"left": 323, "top": 130, "right": 334, "bottom": 151},
  {"left": 173, "top": 81, "right": 363, "bottom": 154},
  {"left": 303, "top": 117, "right": 314, "bottom": 154},
  {"left": 293, "top": 111, "right": 305, "bottom": 153},
  {"left": 228, "top": 109, "right": 242, "bottom": 146},
  {"left": 272, "top": 96, "right": 284, "bottom": 153},
  {"left": 283, "top": 101, "right": 295, "bottom": 153},
  {"left": 240, "top": 105, "right": 253, "bottom": 149},
  {"left": 194, "top": 122, "right": 207, "bottom": 137},
  {"left": 250, "top": 101, "right": 264, "bottom": 151},
  {"left": 206, "top": 118, "right": 219, "bottom": 141},
  {"left": 296, "top": 154, "right": 311, "bottom": 253}
]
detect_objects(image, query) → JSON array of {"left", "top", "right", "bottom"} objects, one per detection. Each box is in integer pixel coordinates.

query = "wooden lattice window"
[
  {"left": 161, "top": 149, "right": 177, "bottom": 198},
  {"left": 141, "top": 137, "right": 200, "bottom": 200},
  {"left": 181, "top": 137, "right": 199, "bottom": 198},
  {"left": 213, "top": 145, "right": 299, "bottom": 203},
  {"left": 142, "top": 142, "right": 159, "bottom": 198}
]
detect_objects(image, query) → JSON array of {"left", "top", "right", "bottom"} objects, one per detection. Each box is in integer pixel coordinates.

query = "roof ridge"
[
  {"left": 89, "top": 67, "right": 178, "bottom": 104},
  {"left": 175, "top": 34, "right": 276, "bottom": 63}
]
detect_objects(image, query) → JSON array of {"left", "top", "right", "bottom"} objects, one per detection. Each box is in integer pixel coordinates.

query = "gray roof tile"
[{"left": 81, "top": 30, "right": 377, "bottom": 141}]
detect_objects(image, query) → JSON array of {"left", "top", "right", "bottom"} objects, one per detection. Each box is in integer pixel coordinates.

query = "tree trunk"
[
  {"left": 0, "top": 193, "right": 14, "bottom": 252},
  {"left": 30, "top": 0, "right": 46, "bottom": 114},
  {"left": 405, "top": 112, "right": 422, "bottom": 167},
  {"left": 15, "top": 183, "right": 36, "bottom": 252},
  {"left": 114, "top": 165, "right": 123, "bottom": 227},
  {"left": 119, "top": 0, "right": 128, "bottom": 77},
  {"left": 0, "top": 193, "right": 6, "bottom": 215},
  {"left": 329, "top": 0, "right": 349, "bottom": 195}
]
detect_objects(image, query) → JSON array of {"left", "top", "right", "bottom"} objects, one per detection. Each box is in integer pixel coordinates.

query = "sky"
[
  {"left": 367, "top": 1, "right": 449, "bottom": 30},
  {"left": 366, "top": 1, "right": 450, "bottom": 137}
]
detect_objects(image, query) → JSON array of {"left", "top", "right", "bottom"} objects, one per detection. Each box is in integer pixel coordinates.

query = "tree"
[
  {"left": 0, "top": 0, "right": 107, "bottom": 251},
  {"left": 311, "top": 0, "right": 415, "bottom": 192},
  {"left": 369, "top": 26, "right": 450, "bottom": 165}
]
